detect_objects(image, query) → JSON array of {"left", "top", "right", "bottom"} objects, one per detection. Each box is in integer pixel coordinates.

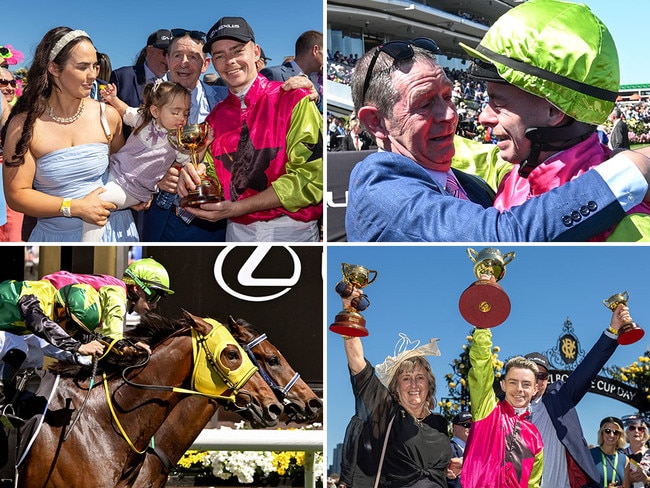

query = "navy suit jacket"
[
  {"left": 260, "top": 62, "right": 322, "bottom": 111},
  {"left": 109, "top": 63, "right": 148, "bottom": 109},
  {"left": 539, "top": 332, "right": 618, "bottom": 487},
  {"left": 260, "top": 62, "right": 300, "bottom": 82},
  {"left": 346, "top": 151, "right": 626, "bottom": 242}
]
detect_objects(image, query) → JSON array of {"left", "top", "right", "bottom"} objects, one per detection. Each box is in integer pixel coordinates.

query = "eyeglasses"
[
  {"left": 361, "top": 37, "right": 440, "bottom": 105},
  {"left": 0, "top": 79, "right": 16, "bottom": 88},
  {"left": 458, "top": 422, "right": 472, "bottom": 429},
  {"left": 171, "top": 29, "right": 206, "bottom": 42},
  {"left": 628, "top": 425, "right": 647, "bottom": 432},
  {"left": 603, "top": 428, "right": 622, "bottom": 436},
  {"left": 537, "top": 372, "right": 549, "bottom": 381}
]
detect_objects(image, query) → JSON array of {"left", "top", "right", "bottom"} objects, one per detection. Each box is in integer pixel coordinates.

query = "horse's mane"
[
  {"left": 125, "top": 313, "right": 191, "bottom": 346},
  {"left": 229, "top": 316, "right": 262, "bottom": 340},
  {"left": 48, "top": 313, "right": 192, "bottom": 379}
]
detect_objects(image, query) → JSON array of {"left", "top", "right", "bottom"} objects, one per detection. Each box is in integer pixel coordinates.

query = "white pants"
[
  {"left": 81, "top": 173, "right": 142, "bottom": 242},
  {"left": 226, "top": 215, "right": 320, "bottom": 242}
]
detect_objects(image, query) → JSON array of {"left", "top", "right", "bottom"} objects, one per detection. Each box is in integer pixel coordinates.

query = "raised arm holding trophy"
[
  {"left": 459, "top": 247, "right": 515, "bottom": 328},
  {"left": 603, "top": 292, "right": 645, "bottom": 345},
  {"left": 329, "top": 263, "right": 377, "bottom": 337}
]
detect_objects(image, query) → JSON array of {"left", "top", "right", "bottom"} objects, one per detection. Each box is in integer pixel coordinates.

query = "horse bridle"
[{"left": 242, "top": 333, "right": 300, "bottom": 403}]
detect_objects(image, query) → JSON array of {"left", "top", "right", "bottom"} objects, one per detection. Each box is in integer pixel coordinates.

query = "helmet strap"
[{"left": 518, "top": 120, "right": 596, "bottom": 178}]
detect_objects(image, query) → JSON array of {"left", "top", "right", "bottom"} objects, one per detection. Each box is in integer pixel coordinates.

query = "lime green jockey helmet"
[
  {"left": 122, "top": 258, "right": 174, "bottom": 298},
  {"left": 460, "top": 0, "right": 620, "bottom": 125},
  {"left": 56, "top": 283, "right": 102, "bottom": 331}
]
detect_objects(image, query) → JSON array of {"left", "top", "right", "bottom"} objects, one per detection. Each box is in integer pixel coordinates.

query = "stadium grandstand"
[{"left": 326, "top": 0, "right": 521, "bottom": 114}]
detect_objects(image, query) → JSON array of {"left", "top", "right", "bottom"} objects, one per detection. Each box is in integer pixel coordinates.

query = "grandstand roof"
[{"left": 328, "top": 0, "right": 519, "bottom": 59}]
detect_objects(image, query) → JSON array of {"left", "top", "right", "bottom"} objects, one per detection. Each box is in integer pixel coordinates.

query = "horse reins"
[{"left": 243, "top": 333, "right": 300, "bottom": 402}]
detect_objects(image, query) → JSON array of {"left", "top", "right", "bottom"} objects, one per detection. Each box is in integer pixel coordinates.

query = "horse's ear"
[{"left": 228, "top": 315, "right": 237, "bottom": 327}]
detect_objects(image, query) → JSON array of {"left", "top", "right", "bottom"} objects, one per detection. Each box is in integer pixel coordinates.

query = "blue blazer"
[
  {"left": 260, "top": 62, "right": 322, "bottom": 111},
  {"left": 109, "top": 63, "right": 147, "bottom": 109},
  {"left": 346, "top": 151, "right": 625, "bottom": 242},
  {"left": 261, "top": 62, "right": 300, "bottom": 82},
  {"left": 540, "top": 332, "right": 618, "bottom": 487}
]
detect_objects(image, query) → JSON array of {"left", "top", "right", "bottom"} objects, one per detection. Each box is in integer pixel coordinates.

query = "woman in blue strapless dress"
[{"left": 1, "top": 27, "right": 139, "bottom": 242}]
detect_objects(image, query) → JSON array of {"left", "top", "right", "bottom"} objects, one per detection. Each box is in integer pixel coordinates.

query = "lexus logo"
[{"left": 214, "top": 245, "right": 302, "bottom": 302}]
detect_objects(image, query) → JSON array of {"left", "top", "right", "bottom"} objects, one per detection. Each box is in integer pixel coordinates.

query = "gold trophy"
[
  {"left": 168, "top": 123, "right": 223, "bottom": 208},
  {"left": 459, "top": 247, "right": 515, "bottom": 328},
  {"left": 329, "top": 263, "right": 378, "bottom": 337},
  {"left": 603, "top": 292, "right": 645, "bottom": 345}
]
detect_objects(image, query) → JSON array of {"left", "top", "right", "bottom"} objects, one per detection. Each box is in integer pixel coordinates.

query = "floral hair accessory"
[
  {"left": 0, "top": 45, "right": 24, "bottom": 66},
  {"left": 375, "top": 333, "right": 441, "bottom": 387},
  {"left": 49, "top": 30, "right": 89, "bottom": 62},
  {"left": 152, "top": 78, "right": 163, "bottom": 92}
]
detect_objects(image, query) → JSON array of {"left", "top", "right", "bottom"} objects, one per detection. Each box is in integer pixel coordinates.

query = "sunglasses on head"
[
  {"left": 0, "top": 79, "right": 16, "bottom": 88},
  {"left": 361, "top": 37, "right": 440, "bottom": 105},
  {"left": 603, "top": 428, "right": 621, "bottom": 436},
  {"left": 537, "top": 372, "right": 549, "bottom": 381},
  {"left": 171, "top": 29, "right": 206, "bottom": 42},
  {"left": 628, "top": 425, "right": 647, "bottom": 432}
]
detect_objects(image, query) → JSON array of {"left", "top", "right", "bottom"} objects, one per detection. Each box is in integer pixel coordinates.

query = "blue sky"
[
  {"left": 3, "top": 0, "right": 323, "bottom": 77},
  {"left": 326, "top": 245, "right": 650, "bottom": 467}
]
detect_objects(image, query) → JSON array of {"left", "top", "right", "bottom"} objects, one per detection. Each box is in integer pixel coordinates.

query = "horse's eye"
[
  {"left": 226, "top": 350, "right": 239, "bottom": 361},
  {"left": 267, "top": 356, "right": 280, "bottom": 367}
]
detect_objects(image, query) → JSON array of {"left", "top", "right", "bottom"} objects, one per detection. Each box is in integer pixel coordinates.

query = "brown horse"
[
  {"left": 122, "top": 316, "right": 323, "bottom": 488},
  {"left": 16, "top": 311, "right": 282, "bottom": 488}
]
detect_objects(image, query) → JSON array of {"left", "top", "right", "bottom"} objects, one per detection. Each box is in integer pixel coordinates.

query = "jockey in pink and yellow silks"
[
  {"left": 462, "top": 328, "right": 543, "bottom": 488},
  {"left": 461, "top": 0, "right": 650, "bottom": 242}
]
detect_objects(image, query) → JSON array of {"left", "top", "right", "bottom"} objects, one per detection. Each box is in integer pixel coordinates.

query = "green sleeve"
[
  {"left": 451, "top": 135, "right": 512, "bottom": 192},
  {"left": 529, "top": 449, "right": 544, "bottom": 488},
  {"left": 98, "top": 286, "right": 127, "bottom": 339},
  {"left": 468, "top": 328, "right": 498, "bottom": 422},
  {"left": 270, "top": 97, "right": 323, "bottom": 212}
]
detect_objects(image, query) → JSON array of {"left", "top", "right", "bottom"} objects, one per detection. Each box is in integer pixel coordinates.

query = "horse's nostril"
[
  {"left": 268, "top": 402, "right": 283, "bottom": 418},
  {"left": 308, "top": 397, "right": 323, "bottom": 412}
]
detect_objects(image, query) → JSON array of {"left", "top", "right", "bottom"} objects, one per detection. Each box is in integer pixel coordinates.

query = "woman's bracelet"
[{"left": 59, "top": 197, "right": 72, "bottom": 217}]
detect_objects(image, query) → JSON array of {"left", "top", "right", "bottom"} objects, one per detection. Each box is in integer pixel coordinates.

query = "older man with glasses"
[
  {"left": 141, "top": 27, "right": 229, "bottom": 242},
  {"left": 524, "top": 304, "right": 631, "bottom": 488},
  {"left": 345, "top": 36, "right": 650, "bottom": 242}
]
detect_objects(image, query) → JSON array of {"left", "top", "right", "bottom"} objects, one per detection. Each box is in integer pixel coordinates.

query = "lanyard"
[{"left": 600, "top": 448, "right": 619, "bottom": 486}]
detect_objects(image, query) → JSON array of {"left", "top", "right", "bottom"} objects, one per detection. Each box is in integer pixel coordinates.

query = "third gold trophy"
[{"left": 329, "top": 263, "right": 378, "bottom": 337}]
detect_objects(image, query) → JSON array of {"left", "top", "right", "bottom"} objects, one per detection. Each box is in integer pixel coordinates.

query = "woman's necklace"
[{"left": 49, "top": 98, "right": 85, "bottom": 124}]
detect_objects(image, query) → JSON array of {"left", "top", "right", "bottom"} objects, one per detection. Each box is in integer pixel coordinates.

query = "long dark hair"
[{"left": 1, "top": 27, "right": 93, "bottom": 167}]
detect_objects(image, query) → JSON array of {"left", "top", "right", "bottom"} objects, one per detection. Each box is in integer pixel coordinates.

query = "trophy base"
[
  {"left": 618, "top": 322, "right": 645, "bottom": 345},
  {"left": 459, "top": 280, "right": 511, "bottom": 328},
  {"left": 179, "top": 178, "right": 224, "bottom": 208},
  {"left": 329, "top": 311, "right": 369, "bottom": 337}
]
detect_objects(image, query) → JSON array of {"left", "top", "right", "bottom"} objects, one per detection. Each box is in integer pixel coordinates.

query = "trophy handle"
[
  {"left": 622, "top": 291, "right": 629, "bottom": 303},
  {"left": 366, "top": 270, "right": 378, "bottom": 285},
  {"left": 467, "top": 248, "right": 478, "bottom": 263},
  {"left": 341, "top": 263, "right": 351, "bottom": 279},
  {"left": 502, "top": 252, "right": 515, "bottom": 266}
]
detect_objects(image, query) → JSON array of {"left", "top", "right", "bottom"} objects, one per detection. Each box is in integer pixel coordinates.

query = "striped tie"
[{"left": 446, "top": 173, "right": 469, "bottom": 200}]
